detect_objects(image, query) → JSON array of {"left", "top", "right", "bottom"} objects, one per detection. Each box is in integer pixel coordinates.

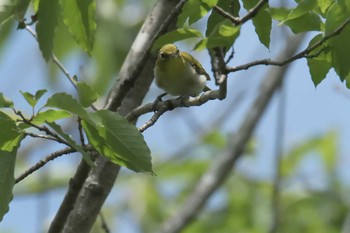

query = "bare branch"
[
  {"left": 157, "top": 35, "right": 304, "bottom": 233},
  {"left": 126, "top": 90, "right": 221, "bottom": 125},
  {"left": 213, "top": 0, "right": 268, "bottom": 25},
  {"left": 15, "top": 147, "right": 76, "bottom": 184},
  {"left": 25, "top": 26, "right": 77, "bottom": 89},
  {"left": 227, "top": 17, "right": 350, "bottom": 73}
]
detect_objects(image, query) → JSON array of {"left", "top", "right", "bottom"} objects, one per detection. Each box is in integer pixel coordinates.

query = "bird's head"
[{"left": 158, "top": 44, "right": 180, "bottom": 60}]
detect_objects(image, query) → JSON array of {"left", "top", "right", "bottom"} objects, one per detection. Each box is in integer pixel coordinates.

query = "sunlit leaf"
[
  {"left": 0, "top": 93, "right": 13, "bottom": 108},
  {"left": 31, "top": 109, "right": 72, "bottom": 125},
  {"left": 325, "top": 3, "right": 350, "bottom": 80},
  {"left": 45, "top": 92, "right": 87, "bottom": 118},
  {"left": 0, "top": 0, "right": 14, "bottom": 25},
  {"left": 177, "top": 0, "right": 211, "bottom": 27},
  {"left": 20, "top": 89, "right": 47, "bottom": 108},
  {"left": 153, "top": 28, "right": 203, "bottom": 51},
  {"left": 61, "top": 0, "right": 96, "bottom": 54}
]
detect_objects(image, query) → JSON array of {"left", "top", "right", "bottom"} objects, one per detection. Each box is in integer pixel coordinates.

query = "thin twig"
[
  {"left": 23, "top": 131, "right": 60, "bottom": 142},
  {"left": 25, "top": 26, "right": 77, "bottom": 89},
  {"left": 227, "top": 17, "right": 350, "bottom": 73},
  {"left": 213, "top": 0, "right": 268, "bottom": 25},
  {"left": 78, "top": 117, "right": 85, "bottom": 146},
  {"left": 15, "top": 147, "right": 77, "bottom": 183},
  {"left": 14, "top": 109, "right": 70, "bottom": 147},
  {"left": 99, "top": 213, "right": 110, "bottom": 233}
]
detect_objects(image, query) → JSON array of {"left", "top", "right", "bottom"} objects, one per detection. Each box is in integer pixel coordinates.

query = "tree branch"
[
  {"left": 49, "top": 1, "right": 187, "bottom": 232},
  {"left": 25, "top": 26, "right": 77, "bottom": 89},
  {"left": 213, "top": 0, "right": 268, "bottom": 25},
  {"left": 157, "top": 35, "right": 304, "bottom": 233},
  {"left": 15, "top": 147, "right": 77, "bottom": 184},
  {"left": 227, "top": 17, "right": 350, "bottom": 73}
]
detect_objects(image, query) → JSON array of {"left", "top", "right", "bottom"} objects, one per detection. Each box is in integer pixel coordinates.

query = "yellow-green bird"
[{"left": 154, "top": 44, "right": 210, "bottom": 97}]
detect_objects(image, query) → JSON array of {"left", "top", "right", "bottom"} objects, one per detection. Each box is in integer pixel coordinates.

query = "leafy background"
[{"left": 1, "top": 0, "right": 350, "bottom": 232}]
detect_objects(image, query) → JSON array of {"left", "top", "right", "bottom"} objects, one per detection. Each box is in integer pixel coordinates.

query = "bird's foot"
[{"left": 152, "top": 93, "right": 167, "bottom": 111}]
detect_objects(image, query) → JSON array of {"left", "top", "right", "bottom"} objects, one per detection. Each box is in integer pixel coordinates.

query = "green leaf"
[
  {"left": 195, "top": 21, "right": 240, "bottom": 50},
  {"left": 242, "top": 0, "right": 271, "bottom": 48},
  {"left": 177, "top": 0, "right": 211, "bottom": 27},
  {"left": 153, "top": 28, "right": 203, "bottom": 51},
  {"left": 82, "top": 110, "right": 153, "bottom": 173},
  {"left": 20, "top": 89, "right": 47, "bottom": 108},
  {"left": 268, "top": 7, "right": 290, "bottom": 21},
  {"left": 36, "top": 0, "right": 59, "bottom": 61},
  {"left": 307, "top": 34, "right": 332, "bottom": 86},
  {"left": 0, "top": 148, "right": 17, "bottom": 221},
  {"left": 283, "top": 0, "right": 318, "bottom": 22},
  {"left": 0, "top": 111, "right": 24, "bottom": 151},
  {"left": 46, "top": 121, "right": 94, "bottom": 167},
  {"left": 60, "top": 0, "right": 96, "bottom": 54},
  {"left": 45, "top": 92, "right": 87, "bottom": 118},
  {"left": 0, "top": 93, "right": 13, "bottom": 108},
  {"left": 204, "top": 0, "right": 240, "bottom": 51},
  {"left": 76, "top": 82, "right": 99, "bottom": 107},
  {"left": 12, "top": 0, "right": 31, "bottom": 22},
  {"left": 325, "top": 3, "right": 350, "bottom": 79},
  {"left": 31, "top": 109, "right": 72, "bottom": 125},
  {"left": 32, "top": 0, "right": 40, "bottom": 12},
  {"left": 317, "top": 0, "right": 335, "bottom": 15},
  {"left": 284, "top": 13, "right": 322, "bottom": 33},
  {"left": 0, "top": 0, "right": 14, "bottom": 25}
]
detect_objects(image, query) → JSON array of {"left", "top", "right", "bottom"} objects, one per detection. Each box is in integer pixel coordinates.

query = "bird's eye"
[
  {"left": 176, "top": 49, "right": 179, "bottom": 54},
  {"left": 160, "top": 52, "right": 168, "bottom": 60}
]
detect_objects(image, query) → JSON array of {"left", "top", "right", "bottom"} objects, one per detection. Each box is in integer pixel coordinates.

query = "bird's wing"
[{"left": 181, "top": 51, "right": 211, "bottom": 80}]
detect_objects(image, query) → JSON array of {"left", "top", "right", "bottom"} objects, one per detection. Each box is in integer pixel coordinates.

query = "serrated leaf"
[
  {"left": 20, "top": 89, "right": 47, "bottom": 108},
  {"left": 152, "top": 28, "right": 203, "bottom": 51},
  {"left": 31, "top": 109, "right": 72, "bottom": 125},
  {"left": 60, "top": 0, "right": 96, "bottom": 54},
  {"left": 0, "top": 111, "right": 24, "bottom": 151},
  {"left": 45, "top": 92, "right": 87, "bottom": 118},
  {"left": 177, "top": 0, "right": 211, "bottom": 27},
  {"left": 82, "top": 110, "right": 153, "bottom": 173},
  {"left": 0, "top": 148, "right": 17, "bottom": 221},
  {"left": 0, "top": 0, "right": 14, "bottom": 25},
  {"left": 325, "top": 3, "right": 350, "bottom": 79},
  {"left": 36, "top": 0, "right": 59, "bottom": 61},
  {"left": 242, "top": 0, "right": 271, "bottom": 48},
  {"left": 76, "top": 82, "right": 99, "bottom": 107},
  {"left": 46, "top": 121, "right": 94, "bottom": 167},
  {"left": 0, "top": 93, "right": 13, "bottom": 108}
]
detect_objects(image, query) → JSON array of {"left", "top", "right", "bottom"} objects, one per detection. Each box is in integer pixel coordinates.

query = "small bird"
[{"left": 154, "top": 44, "right": 210, "bottom": 97}]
